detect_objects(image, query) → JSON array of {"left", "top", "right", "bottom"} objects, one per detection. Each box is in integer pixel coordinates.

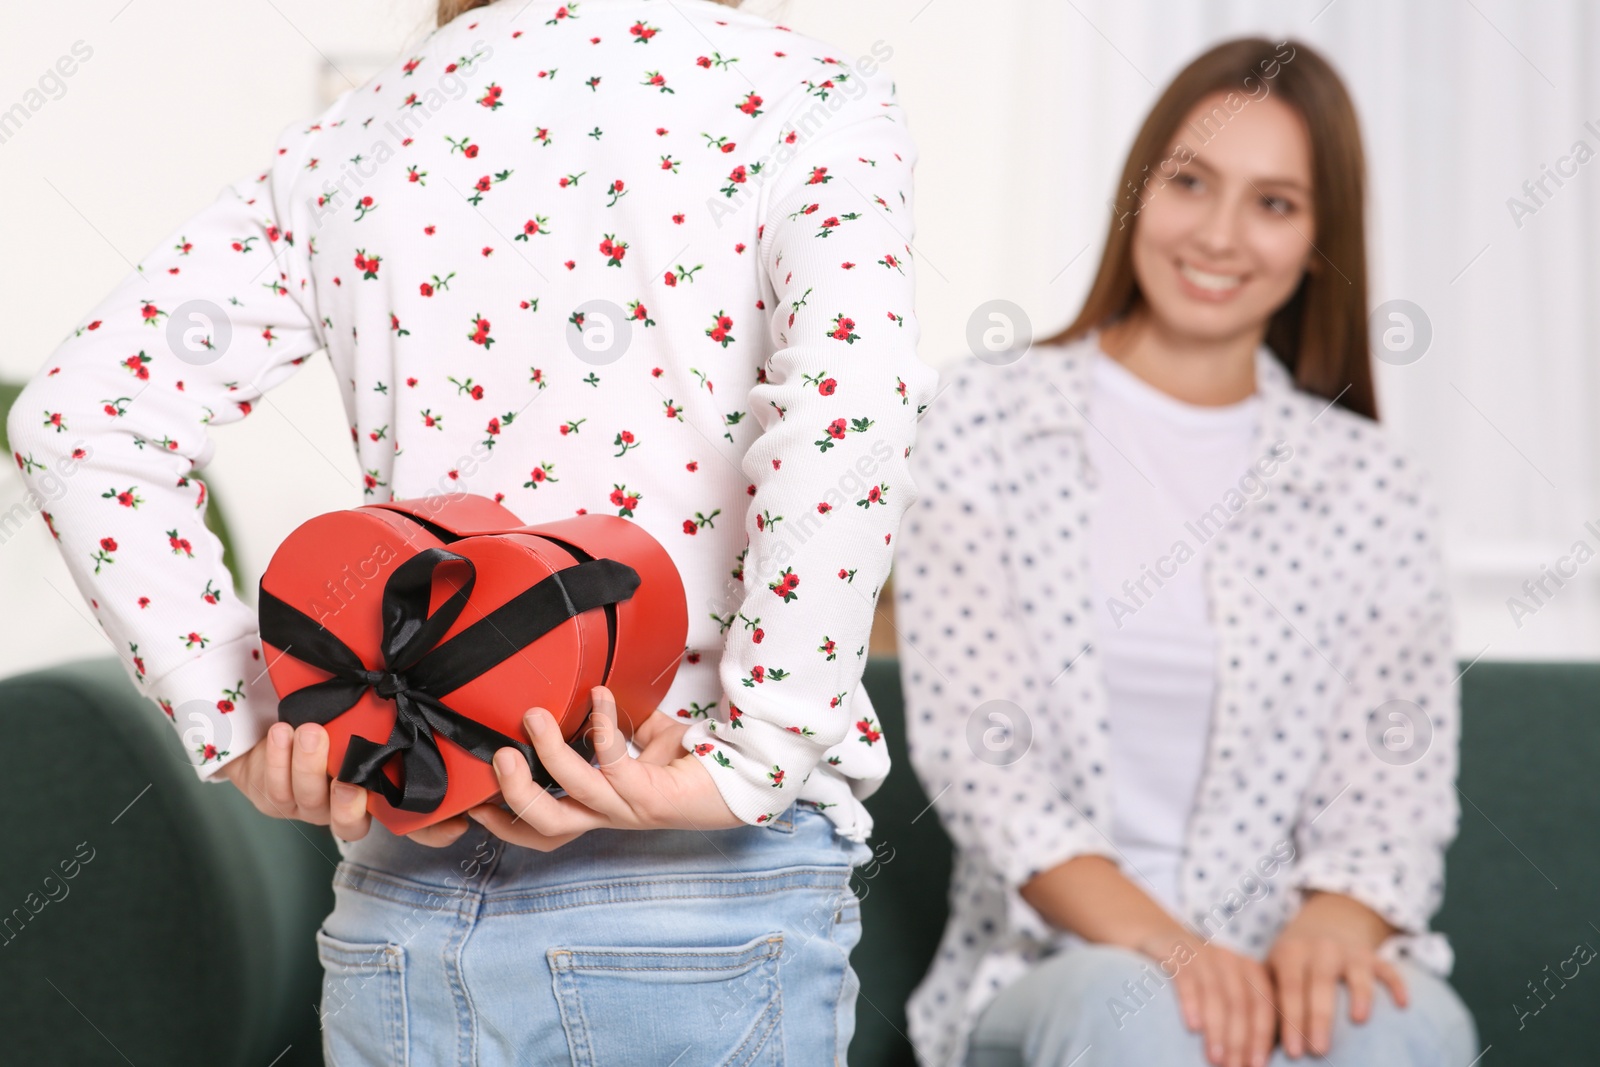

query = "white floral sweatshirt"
[{"left": 5, "top": 0, "right": 935, "bottom": 839}]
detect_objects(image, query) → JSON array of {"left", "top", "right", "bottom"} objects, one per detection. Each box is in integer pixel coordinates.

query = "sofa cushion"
[
  {"left": 0, "top": 658, "right": 335, "bottom": 1066},
  {"left": 853, "top": 658, "right": 1600, "bottom": 1067}
]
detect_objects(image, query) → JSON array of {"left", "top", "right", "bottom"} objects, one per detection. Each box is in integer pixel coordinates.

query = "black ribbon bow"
[{"left": 258, "top": 545, "right": 640, "bottom": 813}]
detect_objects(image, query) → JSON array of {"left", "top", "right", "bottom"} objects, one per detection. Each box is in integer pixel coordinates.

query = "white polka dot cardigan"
[{"left": 893, "top": 334, "right": 1460, "bottom": 1067}]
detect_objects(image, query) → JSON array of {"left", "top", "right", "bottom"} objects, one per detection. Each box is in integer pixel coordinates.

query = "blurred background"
[{"left": 3, "top": 0, "right": 1598, "bottom": 670}]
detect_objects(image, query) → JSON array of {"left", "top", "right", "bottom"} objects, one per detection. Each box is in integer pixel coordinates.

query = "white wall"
[{"left": 4, "top": 0, "right": 1599, "bottom": 679}]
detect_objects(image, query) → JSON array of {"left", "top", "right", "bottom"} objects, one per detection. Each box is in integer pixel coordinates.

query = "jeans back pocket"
[
  {"left": 316, "top": 927, "right": 408, "bottom": 1067},
  {"left": 548, "top": 932, "right": 785, "bottom": 1067}
]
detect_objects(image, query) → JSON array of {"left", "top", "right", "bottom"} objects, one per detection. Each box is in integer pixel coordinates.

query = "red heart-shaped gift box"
[{"left": 256, "top": 493, "right": 687, "bottom": 834}]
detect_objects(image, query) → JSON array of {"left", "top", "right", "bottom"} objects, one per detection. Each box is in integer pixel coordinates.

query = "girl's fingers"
[
  {"left": 636, "top": 733, "right": 678, "bottom": 766},
  {"left": 467, "top": 802, "right": 582, "bottom": 851},
  {"left": 406, "top": 814, "right": 470, "bottom": 848},
  {"left": 290, "top": 724, "right": 332, "bottom": 820},
  {"left": 630, "top": 705, "right": 668, "bottom": 749},
  {"left": 328, "top": 781, "right": 370, "bottom": 841},
  {"left": 264, "top": 722, "right": 296, "bottom": 812},
  {"left": 491, "top": 745, "right": 608, "bottom": 837},
  {"left": 585, "top": 690, "right": 646, "bottom": 789},
  {"left": 584, "top": 694, "right": 632, "bottom": 771},
  {"left": 523, "top": 706, "right": 628, "bottom": 817},
  {"left": 587, "top": 704, "right": 647, "bottom": 795},
  {"left": 1375, "top": 958, "right": 1410, "bottom": 1009}
]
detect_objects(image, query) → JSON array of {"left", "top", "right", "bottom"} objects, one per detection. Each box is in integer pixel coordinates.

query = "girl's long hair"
[
  {"left": 1047, "top": 37, "right": 1377, "bottom": 420},
  {"left": 438, "top": 0, "right": 740, "bottom": 26}
]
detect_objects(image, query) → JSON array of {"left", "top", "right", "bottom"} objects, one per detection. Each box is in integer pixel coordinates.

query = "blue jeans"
[
  {"left": 315, "top": 801, "right": 872, "bottom": 1066},
  {"left": 968, "top": 944, "right": 1479, "bottom": 1067}
]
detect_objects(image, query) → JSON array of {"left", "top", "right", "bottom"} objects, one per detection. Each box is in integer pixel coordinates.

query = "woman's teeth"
[{"left": 1179, "top": 262, "right": 1243, "bottom": 291}]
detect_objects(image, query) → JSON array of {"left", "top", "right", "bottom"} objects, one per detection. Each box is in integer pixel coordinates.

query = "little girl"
[{"left": 7, "top": 1, "right": 934, "bottom": 1062}]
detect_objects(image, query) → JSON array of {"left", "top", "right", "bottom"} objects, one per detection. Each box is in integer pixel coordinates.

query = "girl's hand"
[
  {"left": 1266, "top": 892, "right": 1408, "bottom": 1058},
  {"left": 219, "top": 721, "right": 469, "bottom": 847},
  {"left": 629, "top": 709, "right": 692, "bottom": 765},
  {"left": 1136, "top": 930, "right": 1278, "bottom": 1067},
  {"left": 466, "top": 686, "right": 742, "bottom": 850}
]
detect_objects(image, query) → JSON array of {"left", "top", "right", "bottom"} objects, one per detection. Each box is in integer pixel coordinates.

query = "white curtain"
[{"left": 3, "top": 0, "right": 1597, "bottom": 670}]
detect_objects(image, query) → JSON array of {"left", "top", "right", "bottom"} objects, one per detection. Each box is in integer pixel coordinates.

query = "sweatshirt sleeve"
[
  {"left": 679, "top": 65, "right": 938, "bottom": 825},
  {"left": 5, "top": 125, "right": 325, "bottom": 781}
]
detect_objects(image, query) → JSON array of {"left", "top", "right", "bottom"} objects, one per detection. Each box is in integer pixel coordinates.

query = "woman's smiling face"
[{"left": 1130, "top": 90, "right": 1318, "bottom": 345}]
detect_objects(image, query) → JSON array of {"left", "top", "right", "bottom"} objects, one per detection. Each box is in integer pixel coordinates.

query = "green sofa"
[{"left": 2, "top": 656, "right": 1594, "bottom": 1065}]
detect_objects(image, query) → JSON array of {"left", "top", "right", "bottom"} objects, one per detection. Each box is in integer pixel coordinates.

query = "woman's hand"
[
  {"left": 466, "top": 686, "right": 743, "bottom": 850},
  {"left": 1020, "top": 856, "right": 1274, "bottom": 1067},
  {"left": 1136, "top": 929, "right": 1278, "bottom": 1067},
  {"left": 219, "top": 721, "right": 469, "bottom": 846},
  {"left": 1266, "top": 892, "right": 1408, "bottom": 1058}
]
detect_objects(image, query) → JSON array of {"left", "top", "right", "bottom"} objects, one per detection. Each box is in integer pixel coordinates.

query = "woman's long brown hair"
[
  {"left": 438, "top": 0, "right": 740, "bottom": 26},
  {"left": 1047, "top": 37, "right": 1377, "bottom": 420}
]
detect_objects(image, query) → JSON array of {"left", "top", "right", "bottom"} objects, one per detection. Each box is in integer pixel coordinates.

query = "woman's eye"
[
  {"left": 1261, "top": 195, "right": 1293, "bottom": 214},
  {"left": 1175, "top": 173, "right": 1202, "bottom": 191}
]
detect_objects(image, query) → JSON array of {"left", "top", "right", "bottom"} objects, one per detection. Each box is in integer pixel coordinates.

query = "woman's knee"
[
  {"left": 1062, "top": 945, "right": 1182, "bottom": 1034},
  {"left": 983, "top": 944, "right": 1196, "bottom": 1063}
]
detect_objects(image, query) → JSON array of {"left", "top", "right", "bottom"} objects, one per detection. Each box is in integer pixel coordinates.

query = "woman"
[
  {"left": 894, "top": 38, "right": 1476, "bottom": 1067},
  {"left": 6, "top": 0, "right": 933, "bottom": 1062}
]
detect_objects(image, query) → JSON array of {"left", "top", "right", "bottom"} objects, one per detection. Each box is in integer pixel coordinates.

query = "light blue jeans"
[
  {"left": 968, "top": 944, "right": 1479, "bottom": 1067},
  {"left": 315, "top": 801, "right": 871, "bottom": 1066}
]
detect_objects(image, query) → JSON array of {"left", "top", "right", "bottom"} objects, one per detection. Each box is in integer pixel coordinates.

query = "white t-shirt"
[{"left": 1086, "top": 349, "right": 1261, "bottom": 917}]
